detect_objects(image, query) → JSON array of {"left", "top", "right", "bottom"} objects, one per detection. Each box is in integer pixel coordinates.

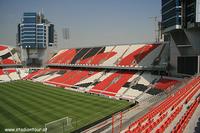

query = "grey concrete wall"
[
  {"left": 169, "top": 35, "right": 181, "bottom": 76},
  {"left": 185, "top": 29, "right": 200, "bottom": 55}
]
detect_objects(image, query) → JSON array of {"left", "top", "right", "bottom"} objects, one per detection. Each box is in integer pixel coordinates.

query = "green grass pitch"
[{"left": 0, "top": 80, "right": 131, "bottom": 132}]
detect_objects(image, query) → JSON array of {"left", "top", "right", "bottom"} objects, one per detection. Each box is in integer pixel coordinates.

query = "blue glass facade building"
[
  {"left": 162, "top": 0, "right": 199, "bottom": 32},
  {"left": 185, "top": 0, "right": 196, "bottom": 24},
  {"left": 17, "top": 12, "right": 56, "bottom": 66},
  {"left": 21, "top": 12, "right": 37, "bottom": 48},
  {"left": 161, "top": 0, "right": 200, "bottom": 76},
  {"left": 162, "top": 0, "right": 182, "bottom": 31},
  {"left": 18, "top": 12, "right": 54, "bottom": 49}
]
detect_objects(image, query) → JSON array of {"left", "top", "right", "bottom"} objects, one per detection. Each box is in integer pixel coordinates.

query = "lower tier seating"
[
  {"left": 0, "top": 45, "right": 21, "bottom": 65},
  {"left": 154, "top": 78, "right": 179, "bottom": 90},
  {"left": 23, "top": 68, "right": 180, "bottom": 101},
  {"left": 125, "top": 75, "right": 200, "bottom": 133},
  {"left": 0, "top": 68, "right": 28, "bottom": 82}
]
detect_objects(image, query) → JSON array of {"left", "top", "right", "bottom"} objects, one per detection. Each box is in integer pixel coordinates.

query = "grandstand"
[
  {"left": 23, "top": 43, "right": 176, "bottom": 101},
  {"left": 47, "top": 43, "right": 168, "bottom": 70},
  {"left": 0, "top": 45, "right": 21, "bottom": 66},
  {"left": 0, "top": 45, "right": 28, "bottom": 82},
  {"left": 123, "top": 74, "right": 200, "bottom": 133},
  {"left": 0, "top": 42, "right": 200, "bottom": 133}
]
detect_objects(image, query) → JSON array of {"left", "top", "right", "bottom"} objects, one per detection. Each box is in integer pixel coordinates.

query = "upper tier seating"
[
  {"left": 47, "top": 43, "right": 168, "bottom": 68},
  {"left": 117, "top": 44, "right": 158, "bottom": 66},
  {"left": 48, "top": 49, "right": 76, "bottom": 64}
]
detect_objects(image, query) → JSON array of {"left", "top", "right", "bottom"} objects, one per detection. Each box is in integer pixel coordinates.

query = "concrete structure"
[
  {"left": 162, "top": 0, "right": 200, "bottom": 76},
  {"left": 17, "top": 12, "right": 57, "bottom": 67}
]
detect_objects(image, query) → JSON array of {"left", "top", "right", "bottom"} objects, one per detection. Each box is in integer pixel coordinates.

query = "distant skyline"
[{"left": 0, "top": 0, "right": 161, "bottom": 49}]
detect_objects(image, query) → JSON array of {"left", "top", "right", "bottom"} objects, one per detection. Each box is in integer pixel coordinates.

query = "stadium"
[
  {"left": 1, "top": 41, "right": 200, "bottom": 133},
  {"left": 1, "top": 0, "right": 200, "bottom": 133}
]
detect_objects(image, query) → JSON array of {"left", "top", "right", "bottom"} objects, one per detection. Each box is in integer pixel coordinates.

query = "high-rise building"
[
  {"left": 162, "top": 0, "right": 182, "bottom": 32},
  {"left": 162, "top": 0, "right": 200, "bottom": 32},
  {"left": 161, "top": 0, "right": 200, "bottom": 76},
  {"left": 17, "top": 12, "right": 56, "bottom": 66}
]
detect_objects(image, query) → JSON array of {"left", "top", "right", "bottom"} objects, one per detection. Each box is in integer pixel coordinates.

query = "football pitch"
[{"left": 0, "top": 80, "right": 131, "bottom": 132}]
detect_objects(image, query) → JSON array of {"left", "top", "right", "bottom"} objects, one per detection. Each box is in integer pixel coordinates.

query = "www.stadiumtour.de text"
[{"left": 4, "top": 128, "right": 47, "bottom": 132}]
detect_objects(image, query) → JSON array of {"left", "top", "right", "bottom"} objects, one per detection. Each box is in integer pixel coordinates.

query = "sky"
[{"left": 0, "top": 0, "right": 161, "bottom": 49}]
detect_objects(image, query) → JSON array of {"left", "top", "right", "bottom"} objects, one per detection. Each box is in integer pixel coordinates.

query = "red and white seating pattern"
[
  {"left": 44, "top": 69, "right": 99, "bottom": 88},
  {"left": 0, "top": 45, "right": 21, "bottom": 65},
  {"left": 125, "top": 75, "right": 200, "bottom": 133},
  {"left": 48, "top": 49, "right": 76, "bottom": 64},
  {"left": 0, "top": 68, "right": 28, "bottom": 82},
  {"left": 0, "top": 43, "right": 199, "bottom": 133},
  {"left": 117, "top": 44, "right": 158, "bottom": 67},
  {"left": 47, "top": 43, "right": 167, "bottom": 68},
  {"left": 122, "top": 72, "right": 161, "bottom": 101},
  {"left": 0, "top": 43, "right": 176, "bottom": 100},
  {"left": 154, "top": 78, "right": 179, "bottom": 90},
  {"left": 24, "top": 68, "right": 179, "bottom": 100},
  {"left": 89, "top": 71, "right": 134, "bottom": 96}
]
